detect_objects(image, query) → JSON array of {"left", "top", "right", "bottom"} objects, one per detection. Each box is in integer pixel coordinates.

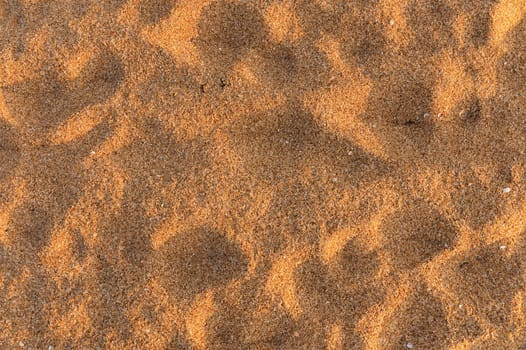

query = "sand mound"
[{"left": 1, "top": 0, "right": 526, "bottom": 348}]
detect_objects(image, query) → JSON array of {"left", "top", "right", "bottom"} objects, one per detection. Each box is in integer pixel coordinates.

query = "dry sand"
[{"left": 1, "top": 0, "right": 526, "bottom": 349}]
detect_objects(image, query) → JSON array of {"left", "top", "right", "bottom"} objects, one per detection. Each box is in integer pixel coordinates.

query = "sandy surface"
[{"left": 1, "top": 0, "right": 526, "bottom": 349}]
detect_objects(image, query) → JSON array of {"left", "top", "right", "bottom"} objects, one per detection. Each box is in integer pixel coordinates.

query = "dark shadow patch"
[
  {"left": 497, "top": 17, "right": 526, "bottom": 94},
  {"left": 0, "top": 119, "right": 20, "bottom": 181},
  {"left": 382, "top": 284, "right": 450, "bottom": 349},
  {"left": 8, "top": 205, "right": 52, "bottom": 251},
  {"left": 382, "top": 201, "right": 457, "bottom": 270},
  {"left": 362, "top": 69, "right": 435, "bottom": 157},
  {"left": 257, "top": 44, "right": 298, "bottom": 87},
  {"left": 405, "top": 0, "right": 455, "bottom": 54},
  {"left": 159, "top": 228, "right": 248, "bottom": 300},
  {"left": 139, "top": 0, "right": 177, "bottom": 24},
  {"left": 1, "top": 51, "right": 123, "bottom": 134},
  {"left": 338, "top": 239, "right": 380, "bottom": 286},
  {"left": 5, "top": 119, "right": 112, "bottom": 255},
  {"left": 452, "top": 0, "right": 498, "bottom": 48},
  {"left": 164, "top": 331, "right": 193, "bottom": 350},
  {"left": 467, "top": 10, "right": 492, "bottom": 48},
  {"left": 196, "top": 0, "right": 267, "bottom": 72},
  {"left": 339, "top": 13, "right": 387, "bottom": 75},
  {"left": 451, "top": 172, "right": 502, "bottom": 229},
  {"left": 75, "top": 51, "right": 124, "bottom": 104},
  {"left": 447, "top": 308, "right": 483, "bottom": 344},
  {"left": 90, "top": 259, "right": 134, "bottom": 344},
  {"left": 295, "top": 256, "right": 384, "bottom": 322},
  {"left": 448, "top": 243, "right": 524, "bottom": 325},
  {"left": 230, "top": 100, "right": 390, "bottom": 185}
]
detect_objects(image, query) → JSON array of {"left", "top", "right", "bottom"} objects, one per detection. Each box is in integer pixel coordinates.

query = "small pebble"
[
  {"left": 19, "top": 342, "right": 24, "bottom": 347},
  {"left": 503, "top": 187, "right": 511, "bottom": 193},
  {"left": 406, "top": 342, "right": 414, "bottom": 349},
  {"left": 500, "top": 245, "right": 507, "bottom": 250},
  {"left": 423, "top": 113, "right": 430, "bottom": 119},
  {"left": 389, "top": 19, "right": 395, "bottom": 26}
]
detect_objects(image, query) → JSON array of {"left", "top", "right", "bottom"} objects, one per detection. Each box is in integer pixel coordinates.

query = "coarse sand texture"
[{"left": 1, "top": 0, "right": 526, "bottom": 349}]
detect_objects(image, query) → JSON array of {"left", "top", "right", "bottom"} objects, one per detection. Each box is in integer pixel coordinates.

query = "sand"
[{"left": 0, "top": 0, "right": 525, "bottom": 349}]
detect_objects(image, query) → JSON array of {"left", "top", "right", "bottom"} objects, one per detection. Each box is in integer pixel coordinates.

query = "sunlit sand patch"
[
  {"left": 453, "top": 13, "right": 469, "bottom": 49},
  {"left": 266, "top": 247, "right": 311, "bottom": 319},
  {"left": 0, "top": 179, "right": 26, "bottom": 246},
  {"left": 482, "top": 192, "right": 526, "bottom": 247},
  {"left": 264, "top": 0, "right": 303, "bottom": 43},
  {"left": 304, "top": 36, "right": 387, "bottom": 159},
  {"left": 186, "top": 290, "right": 216, "bottom": 350},
  {"left": 320, "top": 209, "right": 386, "bottom": 265},
  {"left": 490, "top": 0, "right": 526, "bottom": 48},
  {"left": 42, "top": 226, "right": 75, "bottom": 278},
  {"left": 432, "top": 51, "right": 474, "bottom": 118},
  {"left": 142, "top": 0, "right": 212, "bottom": 70},
  {"left": 150, "top": 211, "right": 184, "bottom": 250},
  {"left": 51, "top": 105, "right": 106, "bottom": 145},
  {"left": 0, "top": 29, "right": 48, "bottom": 83},
  {"left": 50, "top": 301, "right": 92, "bottom": 343},
  {"left": 378, "top": 0, "right": 414, "bottom": 49},
  {"left": 361, "top": 275, "right": 413, "bottom": 349},
  {"left": 326, "top": 322, "right": 343, "bottom": 350},
  {"left": 412, "top": 167, "right": 490, "bottom": 251},
  {"left": 61, "top": 46, "right": 97, "bottom": 81},
  {"left": 233, "top": 57, "right": 260, "bottom": 85},
  {"left": 143, "top": 278, "right": 188, "bottom": 346},
  {"left": 83, "top": 117, "right": 133, "bottom": 167},
  {"left": 0, "top": 89, "right": 18, "bottom": 127}
]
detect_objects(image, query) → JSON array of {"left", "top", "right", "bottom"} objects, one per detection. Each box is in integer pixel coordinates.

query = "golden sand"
[{"left": 1, "top": 0, "right": 526, "bottom": 348}]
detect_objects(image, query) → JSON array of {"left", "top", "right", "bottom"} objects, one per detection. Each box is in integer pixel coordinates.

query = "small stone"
[
  {"left": 503, "top": 187, "right": 511, "bottom": 193},
  {"left": 19, "top": 342, "right": 24, "bottom": 347},
  {"left": 90, "top": 150, "right": 96, "bottom": 155},
  {"left": 48, "top": 347, "right": 53, "bottom": 350},
  {"left": 389, "top": 19, "right": 395, "bottom": 26},
  {"left": 424, "top": 113, "right": 430, "bottom": 119},
  {"left": 406, "top": 342, "right": 414, "bottom": 349},
  {"left": 500, "top": 245, "right": 507, "bottom": 250},
  {"left": 332, "top": 177, "right": 338, "bottom": 183}
]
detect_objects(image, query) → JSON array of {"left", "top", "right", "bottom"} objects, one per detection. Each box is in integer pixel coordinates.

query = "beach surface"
[{"left": 1, "top": 0, "right": 526, "bottom": 348}]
